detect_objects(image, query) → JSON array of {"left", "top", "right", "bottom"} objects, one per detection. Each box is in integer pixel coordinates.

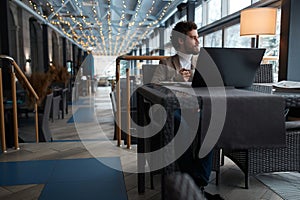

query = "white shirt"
[{"left": 177, "top": 51, "right": 193, "bottom": 70}]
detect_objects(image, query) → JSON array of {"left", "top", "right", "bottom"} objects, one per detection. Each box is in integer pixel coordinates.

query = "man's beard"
[{"left": 184, "top": 43, "right": 200, "bottom": 55}]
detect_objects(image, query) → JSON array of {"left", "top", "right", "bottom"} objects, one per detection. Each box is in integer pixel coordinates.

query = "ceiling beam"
[
  {"left": 12, "top": 0, "right": 84, "bottom": 50},
  {"left": 48, "top": 0, "right": 71, "bottom": 20}
]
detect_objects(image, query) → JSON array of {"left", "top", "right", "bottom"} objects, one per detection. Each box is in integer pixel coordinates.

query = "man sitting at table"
[{"left": 151, "top": 21, "right": 223, "bottom": 200}]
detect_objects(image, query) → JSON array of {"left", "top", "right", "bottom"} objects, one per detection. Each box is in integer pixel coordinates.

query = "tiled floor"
[{"left": 0, "top": 86, "right": 283, "bottom": 200}]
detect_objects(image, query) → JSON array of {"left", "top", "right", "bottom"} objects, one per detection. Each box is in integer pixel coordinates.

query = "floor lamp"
[{"left": 240, "top": 7, "right": 277, "bottom": 48}]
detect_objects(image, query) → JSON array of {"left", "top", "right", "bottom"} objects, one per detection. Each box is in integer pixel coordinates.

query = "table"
[
  {"left": 136, "top": 83, "right": 299, "bottom": 197},
  {"left": 250, "top": 83, "right": 300, "bottom": 108}
]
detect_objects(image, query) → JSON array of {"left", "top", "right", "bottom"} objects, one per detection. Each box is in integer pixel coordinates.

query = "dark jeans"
[{"left": 174, "top": 109, "right": 213, "bottom": 187}]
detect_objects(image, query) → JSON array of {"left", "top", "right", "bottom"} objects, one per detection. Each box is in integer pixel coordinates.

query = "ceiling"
[{"left": 19, "top": 0, "right": 186, "bottom": 56}]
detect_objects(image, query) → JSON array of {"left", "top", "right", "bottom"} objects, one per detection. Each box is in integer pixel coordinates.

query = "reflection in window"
[
  {"left": 195, "top": 5, "right": 203, "bottom": 28},
  {"left": 199, "top": 36, "right": 204, "bottom": 48},
  {"left": 259, "top": 8, "right": 281, "bottom": 80},
  {"left": 252, "top": 0, "right": 260, "bottom": 3},
  {"left": 179, "top": 15, "right": 187, "bottom": 22},
  {"left": 164, "top": 26, "right": 173, "bottom": 44},
  {"left": 207, "top": 0, "right": 221, "bottom": 24},
  {"left": 224, "top": 24, "right": 251, "bottom": 48},
  {"left": 228, "top": 0, "right": 251, "bottom": 14},
  {"left": 204, "top": 30, "right": 222, "bottom": 47}
]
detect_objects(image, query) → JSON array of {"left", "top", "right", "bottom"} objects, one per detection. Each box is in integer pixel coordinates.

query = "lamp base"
[{"left": 251, "top": 35, "right": 259, "bottom": 48}]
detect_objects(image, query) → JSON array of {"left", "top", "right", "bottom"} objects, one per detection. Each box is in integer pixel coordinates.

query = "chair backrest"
[
  {"left": 62, "top": 88, "right": 68, "bottom": 112},
  {"left": 40, "top": 93, "right": 53, "bottom": 142},
  {"left": 254, "top": 64, "right": 273, "bottom": 83},
  {"left": 119, "top": 78, "right": 137, "bottom": 109},
  {"left": 142, "top": 64, "right": 160, "bottom": 84},
  {"left": 51, "top": 95, "right": 61, "bottom": 121},
  {"left": 110, "top": 91, "right": 117, "bottom": 117}
]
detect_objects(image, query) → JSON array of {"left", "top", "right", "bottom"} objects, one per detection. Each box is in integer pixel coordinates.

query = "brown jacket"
[{"left": 151, "top": 54, "right": 198, "bottom": 84}]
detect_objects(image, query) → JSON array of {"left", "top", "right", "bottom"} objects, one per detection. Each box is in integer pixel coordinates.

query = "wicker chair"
[
  {"left": 222, "top": 122, "right": 300, "bottom": 188},
  {"left": 254, "top": 64, "right": 273, "bottom": 83},
  {"left": 50, "top": 95, "right": 61, "bottom": 122},
  {"left": 39, "top": 93, "right": 53, "bottom": 142},
  {"left": 215, "top": 65, "right": 300, "bottom": 188}
]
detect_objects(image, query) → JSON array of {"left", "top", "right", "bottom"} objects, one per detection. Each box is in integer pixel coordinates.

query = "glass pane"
[
  {"left": 164, "top": 26, "right": 172, "bottom": 45},
  {"left": 259, "top": 8, "right": 281, "bottom": 82},
  {"left": 179, "top": 15, "right": 187, "bottom": 22},
  {"left": 252, "top": 0, "right": 260, "bottom": 3},
  {"left": 228, "top": 0, "right": 251, "bottom": 14},
  {"left": 204, "top": 30, "right": 222, "bottom": 47},
  {"left": 195, "top": 5, "right": 203, "bottom": 28},
  {"left": 207, "top": 0, "right": 221, "bottom": 24},
  {"left": 199, "top": 36, "right": 204, "bottom": 47},
  {"left": 224, "top": 24, "right": 251, "bottom": 48}
]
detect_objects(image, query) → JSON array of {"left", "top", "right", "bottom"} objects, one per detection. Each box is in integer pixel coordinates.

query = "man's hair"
[{"left": 170, "top": 21, "right": 198, "bottom": 50}]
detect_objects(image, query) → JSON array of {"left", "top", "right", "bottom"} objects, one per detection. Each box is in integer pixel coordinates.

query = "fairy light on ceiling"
[{"left": 24, "top": 0, "right": 182, "bottom": 56}]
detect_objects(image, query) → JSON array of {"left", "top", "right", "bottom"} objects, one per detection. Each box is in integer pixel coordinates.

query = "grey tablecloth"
[{"left": 166, "top": 86, "right": 286, "bottom": 150}]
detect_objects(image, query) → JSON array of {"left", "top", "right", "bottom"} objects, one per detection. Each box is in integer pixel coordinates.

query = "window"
[
  {"left": 199, "top": 36, "right": 204, "bottom": 48},
  {"left": 179, "top": 15, "right": 187, "bottom": 23},
  {"left": 224, "top": 24, "right": 251, "bottom": 48},
  {"left": 252, "top": 0, "right": 260, "bottom": 3},
  {"left": 195, "top": 5, "right": 203, "bottom": 28},
  {"left": 228, "top": 0, "right": 251, "bottom": 14},
  {"left": 207, "top": 0, "right": 221, "bottom": 24},
  {"left": 164, "top": 25, "right": 173, "bottom": 45},
  {"left": 204, "top": 30, "right": 222, "bottom": 47},
  {"left": 149, "top": 32, "right": 159, "bottom": 51},
  {"left": 259, "top": 8, "right": 281, "bottom": 80}
]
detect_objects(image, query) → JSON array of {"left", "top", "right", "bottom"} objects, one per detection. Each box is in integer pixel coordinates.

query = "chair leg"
[
  {"left": 150, "top": 172, "right": 154, "bottom": 189},
  {"left": 245, "top": 173, "right": 249, "bottom": 189},
  {"left": 221, "top": 153, "right": 225, "bottom": 166},
  {"left": 215, "top": 171, "right": 220, "bottom": 185}
]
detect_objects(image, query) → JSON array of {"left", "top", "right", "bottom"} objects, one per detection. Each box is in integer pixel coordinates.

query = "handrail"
[
  {"left": 115, "top": 55, "right": 169, "bottom": 147},
  {"left": 0, "top": 55, "right": 39, "bottom": 100},
  {"left": 0, "top": 55, "right": 40, "bottom": 153}
]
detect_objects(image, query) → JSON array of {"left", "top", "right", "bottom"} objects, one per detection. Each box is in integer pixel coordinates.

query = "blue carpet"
[
  {"left": 256, "top": 172, "right": 300, "bottom": 200},
  {"left": 0, "top": 157, "right": 127, "bottom": 200},
  {"left": 67, "top": 107, "right": 96, "bottom": 123}
]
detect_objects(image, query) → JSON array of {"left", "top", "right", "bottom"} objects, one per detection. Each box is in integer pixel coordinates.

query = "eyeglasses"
[{"left": 187, "top": 35, "right": 199, "bottom": 41}]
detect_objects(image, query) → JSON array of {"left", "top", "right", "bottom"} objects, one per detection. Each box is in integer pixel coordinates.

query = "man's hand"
[{"left": 179, "top": 68, "right": 191, "bottom": 82}]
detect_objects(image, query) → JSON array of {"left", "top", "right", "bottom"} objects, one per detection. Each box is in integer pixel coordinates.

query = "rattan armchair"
[
  {"left": 254, "top": 64, "right": 273, "bottom": 83},
  {"left": 214, "top": 64, "right": 300, "bottom": 188},
  {"left": 221, "top": 123, "right": 300, "bottom": 188}
]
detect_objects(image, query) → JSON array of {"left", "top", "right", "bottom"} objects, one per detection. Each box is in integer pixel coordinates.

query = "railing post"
[
  {"left": 0, "top": 55, "right": 40, "bottom": 149},
  {"left": 10, "top": 68, "right": 19, "bottom": 150},
  {"left": 35, "top": 102, "right": 39, "bottom": 143},
  {"left": 126, "top": 68, "right": 131, "bottom": 149},
  {"left": 0, "top": 68, "right": 7, "bottom": 153},
  {"left": 116, "top": 58, "right": 121, "bottom": 147},
  {"left": 115, "top": 55, "right": 169, "bottom": 148}
]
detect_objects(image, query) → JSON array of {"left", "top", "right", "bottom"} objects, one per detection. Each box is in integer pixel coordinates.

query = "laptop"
[{"left": 192, "top": 47, "right": 266, "bottom": 88}]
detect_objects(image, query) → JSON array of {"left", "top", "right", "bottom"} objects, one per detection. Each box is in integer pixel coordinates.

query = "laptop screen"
[{"left": 192, "top": 47, "right": 266, "bottom": 88}]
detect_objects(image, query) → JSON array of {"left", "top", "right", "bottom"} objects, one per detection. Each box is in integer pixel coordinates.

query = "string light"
[{"left": 25, "top": 0, "right": 177, "bottom": 55}]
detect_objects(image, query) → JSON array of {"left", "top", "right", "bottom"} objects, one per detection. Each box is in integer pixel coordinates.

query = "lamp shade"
[{"left": 240, "top": 7, "right": 277, "bottom": 36}]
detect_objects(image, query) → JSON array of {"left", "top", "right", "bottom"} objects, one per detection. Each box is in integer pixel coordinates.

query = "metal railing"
[
  {"left": 0, "top": 55, "right": 39, "bottom": 153},
  {"left": 115, "top": 55, "right": 169, "bottom": 149}
]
